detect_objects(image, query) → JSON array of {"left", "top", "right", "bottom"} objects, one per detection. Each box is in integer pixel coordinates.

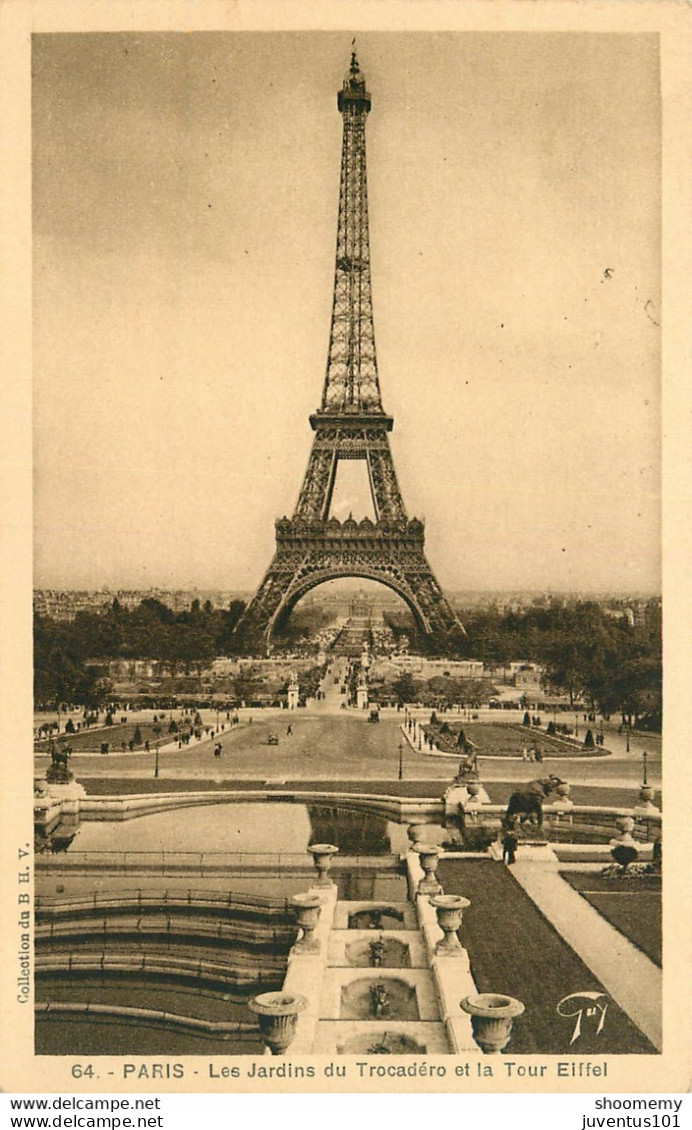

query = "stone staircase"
[{"left": 275, "top": 851, "right": 479, "bottom": 1055}]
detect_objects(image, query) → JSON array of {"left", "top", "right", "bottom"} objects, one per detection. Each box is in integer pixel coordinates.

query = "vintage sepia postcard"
[{"left": 0, "top": 0, "right": 690, "bottom": 1099}]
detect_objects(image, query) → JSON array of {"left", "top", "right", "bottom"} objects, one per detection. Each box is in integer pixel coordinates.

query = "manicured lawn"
[
  {"left": 35, "top": 722, "right": 188, "bottom": 754},
  {"left": 76, "top": 777, "right": 644, "bottom": 810},
  {"left": 561, "top": 871, "right": 661, "bottom": 967},
  {"left": 427, "top": 721, "right": 607, "bottom": 758},
  {"left": 438, "top": 858, "right": 655, "bottom": 1054}
]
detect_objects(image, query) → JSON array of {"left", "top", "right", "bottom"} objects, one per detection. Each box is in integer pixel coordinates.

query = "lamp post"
[
  {"left": 626, "top": 719, "right": 631, "bottom": 753},
  {"left": 574, "top": 712, "right": 579, "bottom": 739},
  {"left": 642, "top": 750, "right": 648, "bottom": 786},
  {"left": 398, "top": 741, "right": 404, "bottom": 782},
  {"left": 154, "top": 742, "right": 160, "bottom": 779}
]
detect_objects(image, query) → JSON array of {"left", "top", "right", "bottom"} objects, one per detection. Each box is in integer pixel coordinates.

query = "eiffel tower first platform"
[{"left": 235, "top": 51, "right": 464, "bottom": 655}]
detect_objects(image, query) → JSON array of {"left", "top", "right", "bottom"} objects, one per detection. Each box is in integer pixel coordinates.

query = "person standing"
[{"left": 502, "top": 823, "right": 518, "bottom": 865}]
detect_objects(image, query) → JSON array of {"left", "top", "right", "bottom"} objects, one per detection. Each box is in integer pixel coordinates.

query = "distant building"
[{"left": 513, "top": 663, "right": 544, "bottom": 689}]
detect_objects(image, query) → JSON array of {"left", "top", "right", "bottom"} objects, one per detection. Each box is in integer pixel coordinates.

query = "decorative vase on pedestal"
[
  {"left": 466, "top": 782, "right": 481, "bottom": 799},
  {"left": 460, "top": 993, "right": 525, "bottom": 1054},
  {"left": 610, "top": 816, "right": 639, "bottom": 870},
  {"left": 614, "top": 815, "right": 637, "bottom": 847},
  {"left": 552, "top": 781, "right": 573, "bottom": 814},
  {"left": 407, "top": 823, "right": 428, "bottom": 848},
  {"left": 248, "top": 992, "right": 308, "bottom": 1055},
  {"left": 290, "top": 892, "right": 323, "bottom": 953},
  {"left": 414, "top": 844, "right": 442, "bottom": 895},
  {"left": 430, "top": 893, "right": 471, "bottom": 954},
  {"left": 307, "top": 843, "right": 339, "bottom": 888},
  {"left": 638, "top": 784, "right": 656, "bottom": 807}
]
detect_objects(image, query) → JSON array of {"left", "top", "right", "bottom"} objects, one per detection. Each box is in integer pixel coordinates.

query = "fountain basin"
[
  {"left": 347, "top": 905, "right": 405, "bottom": 931},
  {"left": 344, "top": 936, "right": 411, "bottom": 968},
  {"left": 338, "top": 1030, "right": 426, "bottom": 1054},
  {"left": 340, "top": 977, "right": 419, "bottom": 1021}
]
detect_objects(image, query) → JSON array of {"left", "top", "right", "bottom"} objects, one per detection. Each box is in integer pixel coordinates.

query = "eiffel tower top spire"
[{"left": 320, "top": 49, "right": 382, "bottom": 415}]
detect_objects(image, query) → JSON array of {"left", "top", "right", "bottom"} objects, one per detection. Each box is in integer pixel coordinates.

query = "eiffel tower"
[{"left": 235, "top": 51, "right": 464, "bottom": 654}]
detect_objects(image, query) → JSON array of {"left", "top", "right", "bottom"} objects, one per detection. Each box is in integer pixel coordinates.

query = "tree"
[
  {"left": 140, "top": 598, "right": 175, "bottom": 624},
  {"left": 392, "top": 673, "right": 417, "bottom": 705}
]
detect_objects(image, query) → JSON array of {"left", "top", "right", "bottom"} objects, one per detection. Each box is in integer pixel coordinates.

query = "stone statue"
[
  {"left": 370, "top": 981, "right": 390, "bottom": 1018},
  {"left": 46, "top": 741, "right": 74, "bottom": 784},
  {"left": 369, "top": 936, "right": 386, "bottom": 967},
  {"left": 504, "top": 776, "right": 564, "bottom": 829}
]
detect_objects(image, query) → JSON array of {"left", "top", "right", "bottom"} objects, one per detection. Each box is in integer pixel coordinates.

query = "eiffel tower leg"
[
  {"left": 402, "top": 556, "right": 464, "bottom": 640},
  {"left": 234, "top": 552, "right": 306, "bottom": 654}
]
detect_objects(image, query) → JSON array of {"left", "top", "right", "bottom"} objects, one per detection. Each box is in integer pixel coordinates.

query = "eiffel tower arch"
[{"left": 235, "top": 51, "right": 464, "bottom": 655}]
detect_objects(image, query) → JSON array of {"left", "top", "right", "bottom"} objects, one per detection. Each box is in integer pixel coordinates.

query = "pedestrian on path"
[
  {"left": 287, "top": 724, "right": 293, "bottom": 736},
  {"left": 502, "top": 822, "right": 518, "bottom": 866}
]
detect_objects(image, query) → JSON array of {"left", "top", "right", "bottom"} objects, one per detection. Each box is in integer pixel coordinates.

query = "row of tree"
[
  {"left": 34, "top": 598, "right": 247, "bottom": 708},
  {"left": 34, "top": 596, "right": 662, "bottom": 730},
  {"left": 464, "top": 601, "right": 661, "bottom": 727},
  {"left": 384, "top": 600, "right": 661, "bottom": 728}
]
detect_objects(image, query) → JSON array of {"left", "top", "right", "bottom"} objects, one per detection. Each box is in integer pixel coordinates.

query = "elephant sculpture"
[{"left": 504, "top": 776, "right": 565, "bottom": 829}]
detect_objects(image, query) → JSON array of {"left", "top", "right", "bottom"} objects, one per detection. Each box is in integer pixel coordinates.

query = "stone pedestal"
[
  {"left": 44, "top": 778, "right": 86, "bottom": 816},
  {"left": 287, "top": 673, "right": 300, "bottom": 709}
]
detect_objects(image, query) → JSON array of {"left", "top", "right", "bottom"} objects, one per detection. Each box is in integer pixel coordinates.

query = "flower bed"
[{"left": 424, "top": 721, "right": 606, "bottom": 758}]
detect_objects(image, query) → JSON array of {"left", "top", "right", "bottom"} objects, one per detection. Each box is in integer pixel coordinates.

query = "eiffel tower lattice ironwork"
[{"left": 235, "top": 51, "right": 464, "bottom": 653}]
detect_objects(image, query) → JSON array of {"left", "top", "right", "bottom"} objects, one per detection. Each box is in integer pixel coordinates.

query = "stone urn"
[
  {"left": 639, "top": 784, "right": 655, "bottom": 805},
  {"left": 430, "top": 893, "right": 470, "bottom": 954},
  {"left": 414, "top": 844, "right": 442, "bottom": 895},
  {"left": 460, "top": 992, "right": 525, "bottom": 1054},
  {"left": 307, "top": 843, "right": 339, "bottom": 888},
  {"left": 290, "top": 892, "right": 323, "bottom": 953},
  {"left": 466, "top": 781, "right": 481, "bottom": 799},
  {"left": 407, "top": 822, "right": 428, "bottom": 847},
  {"left": 248, "top": 991, "right": 308, "bottom": 1056},
  {"left": 552, "top": 780, "right": 573, "bottom": 813},
  {"left": 614, "top": 815, "right": 637, "bottom": 848}
]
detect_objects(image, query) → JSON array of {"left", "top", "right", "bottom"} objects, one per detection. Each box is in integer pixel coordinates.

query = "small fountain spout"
[
  {"left": 369, "top": 934, "right": 386, "bottom": 967},
  {"left": 370, "top": 981, "right": 390, "bottom": 1018}
]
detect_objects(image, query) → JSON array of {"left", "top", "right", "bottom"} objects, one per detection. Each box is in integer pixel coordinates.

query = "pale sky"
[{"left": 33, "top": 31, "right": 661, "bottom": 595}]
